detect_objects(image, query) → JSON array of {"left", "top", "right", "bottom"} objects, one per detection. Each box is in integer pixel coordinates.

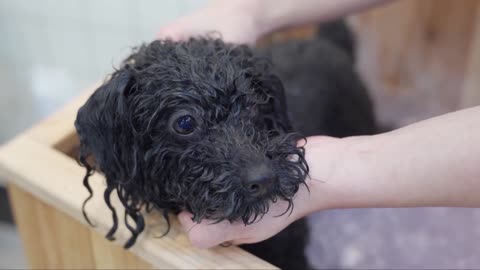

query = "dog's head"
[{"left": 75, "top": 38, "right": 309, "bottom": 248}]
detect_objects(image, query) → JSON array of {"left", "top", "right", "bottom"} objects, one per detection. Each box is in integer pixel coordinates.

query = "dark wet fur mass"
[{"left": 75, "top": 20, "right": 376, "bottom": 269}]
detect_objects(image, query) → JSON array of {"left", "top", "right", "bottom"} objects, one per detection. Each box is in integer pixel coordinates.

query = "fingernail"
[{"left": 220, "top": 241, "right": 233, "bottom": 247}]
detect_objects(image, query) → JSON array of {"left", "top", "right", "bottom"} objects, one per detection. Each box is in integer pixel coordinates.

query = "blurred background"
[
  {"left": 0, "top": 0, "right": 208, "bottom": 268},
  {"left": 1, "top": 0, "right": 480, "bottom": 269}
]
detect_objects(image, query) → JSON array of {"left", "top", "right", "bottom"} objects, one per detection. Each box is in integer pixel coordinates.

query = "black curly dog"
[{"left": 75, "top": 21, "right": 376, "bottom": 269}]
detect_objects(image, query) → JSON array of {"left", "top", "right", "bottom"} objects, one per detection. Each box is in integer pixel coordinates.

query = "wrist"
[
  {"left": 215, "top": 0, "right": 281, "bottom": 41},
  {"left": 298, "top": 135, "right": 381, "bottom": 213},
  {"left": 291, "top": 136, "right": 351, "bottom": 219},
  {"left": 203, "top": 0, "right": 265, "bottom": 44}
]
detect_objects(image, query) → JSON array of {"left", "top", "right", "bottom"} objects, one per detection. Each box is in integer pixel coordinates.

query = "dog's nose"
[{"left": 244, "top": 164, "right": 277, "bottom": 196}]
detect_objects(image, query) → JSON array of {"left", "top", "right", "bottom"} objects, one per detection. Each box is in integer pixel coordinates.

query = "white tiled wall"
[
  {"left": 0, "top": 0, "right": 207, "bottom": 91},
  {"left": 0, "top": 0, "right": 208, "bottom": 127},
  {"left": 0, "top": 0, "right": 208, "bottom": 184}
]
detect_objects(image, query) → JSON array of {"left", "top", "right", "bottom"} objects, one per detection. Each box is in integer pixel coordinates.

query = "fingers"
[
  {"left": 156, "top": 24, "right": 186, "bottom": 41},
  {"left": 155, "top": 2, "right": 258, "bottom": 45},
  {"left": 178, "top": 211, "right": 238, "bottom": 249}
]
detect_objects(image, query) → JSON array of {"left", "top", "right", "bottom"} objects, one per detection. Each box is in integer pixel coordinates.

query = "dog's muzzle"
[{"left": 242, "top": 162, "right": 278, "bottom": 197}]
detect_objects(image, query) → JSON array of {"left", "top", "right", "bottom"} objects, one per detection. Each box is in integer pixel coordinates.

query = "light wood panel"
[
  {"left": 0, "top": 136, "right": 276, "bottom": 269},
  {"left": 89, "top": 230, "right": 154, "bottom": 269},
  {"left": 350, "top": 0, "right": 480, "bottom": 125},
  {"left": 9, "top": 184, "right": 97, "bottom": 269},
  {"left": 462, "top": 3, "right": 480, "bottom": 108},
  {"left": 8, "top": 2, "right": 480, "bottom": 267}
]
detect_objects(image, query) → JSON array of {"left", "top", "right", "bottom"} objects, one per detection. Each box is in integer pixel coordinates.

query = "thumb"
[{"left": 178, "top": 211, "right": 232, "bottom": 249}]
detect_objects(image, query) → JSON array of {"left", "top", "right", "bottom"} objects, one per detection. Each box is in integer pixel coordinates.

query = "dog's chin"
[
  {"left": 189, "top": 196, "right": 288, "bottom": 225},
  {"left": 187, "top": 176, "right": 305, "bottom": 225},
  {"left": 179, "top": 133, "right": 309, "bottom": 225}
]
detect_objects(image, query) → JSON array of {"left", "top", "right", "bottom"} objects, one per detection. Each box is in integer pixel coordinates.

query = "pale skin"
[
  {"left": 158, "top": 0, "right": 393, "bottom": 45},
  {"left": 159, "top": 0, "right": 480, "bottom": 248}
]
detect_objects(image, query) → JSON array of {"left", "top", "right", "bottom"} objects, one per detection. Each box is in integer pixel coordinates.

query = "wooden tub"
[
  {"left": 0, "top": 87, "right": 276, "bottom": 269},
  {"left": 2, "top": 1, "right": 480, "bottom": 268}
]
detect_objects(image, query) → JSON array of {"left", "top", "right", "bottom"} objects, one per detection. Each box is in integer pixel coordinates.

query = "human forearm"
[
  {"left": 303, "top": 106, "right": 480, "bottom": 216},
  {"left": 251, "top": 0, "right": 394, "bottom": 37},
  {"left": 159, "top": 0, "right": 394, "bottom": 44},
  {"left": 177, "top": 107, "right": 480, "bottom": 248}
]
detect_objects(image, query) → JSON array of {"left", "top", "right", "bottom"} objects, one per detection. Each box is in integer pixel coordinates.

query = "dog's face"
[{"left": 75, "top": 38, "right": 308, "bottom": 247}]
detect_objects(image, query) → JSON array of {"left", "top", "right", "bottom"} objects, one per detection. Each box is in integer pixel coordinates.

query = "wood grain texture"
[
  {"left": 5, "top": 3, "right": 480, "bottom": 267},
  {"left": 8, "top": 184, "right": 50, "bottom": 268},
  {"left": 8, "top": 184, "right": 97, "bottom": 269},
  {"left": 350, "top": 0, "right": 480, "bottom": 125},
  {"left": 0, "top": 136, "right": 276, "bottom": 269},
  {"left": 89, "top": 231, "right": 154, "bottom": 269},
  {"left": 461, "top": 3, "right": 480, "bottom": 108}
]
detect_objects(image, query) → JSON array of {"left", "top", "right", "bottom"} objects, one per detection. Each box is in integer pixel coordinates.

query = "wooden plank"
[
  {"left": 0, "top": 137, "right": 276, "bottom": 269},
  {"left": 461, "top": 4, "right": 480, "bottom": 108},
  {"left": 8, "top": 183, "right": 97, "bottom": 269},
  {"left": 258, "top": 25, "right": 317, "bottom": 46},
  {"left": 89, "top": 230, "right": 154, "bottom": 269},
  {"left": 10, "top": 183, "right": 152, "bottom": 269},
  {"left": 349, "top": 0, "right": 480, "bottom": 125},
  {"left": 8, "top": 184, "right": 49, "bottom": 268}
]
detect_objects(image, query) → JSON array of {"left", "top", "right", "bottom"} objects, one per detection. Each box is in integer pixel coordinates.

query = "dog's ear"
[
  {"left": 75, "top": 69, "right": 136, "bottom": 171},
  {"left": 259, "top": 74, "right": 293, "bottom": 132},
  {"left": 112, "top": 69, "right": 135, "bottom": 97},
  {"left": 75, "top": 69, "right": 142, "bottom": 246},
  {"left": 75, "top": 69, "right": 134, "bottom": 189}
]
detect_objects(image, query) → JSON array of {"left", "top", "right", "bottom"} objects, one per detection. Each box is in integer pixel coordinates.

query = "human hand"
[
  {"left": 177, "top": 183, "right": 309, "bottom": 249},
  {"left": 157, "top": 0, "right": 263, "bottom": 45},
  {"left": 177, "top": 136, "right": 347, "bottom": 248},
  {"left": 157, "top": 0, "right": 396, "bottom": 45}
]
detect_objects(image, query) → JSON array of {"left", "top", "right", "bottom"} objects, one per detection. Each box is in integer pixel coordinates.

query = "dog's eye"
[{"left": 173, "top": 115, "right": 196, "bottom": 135}]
